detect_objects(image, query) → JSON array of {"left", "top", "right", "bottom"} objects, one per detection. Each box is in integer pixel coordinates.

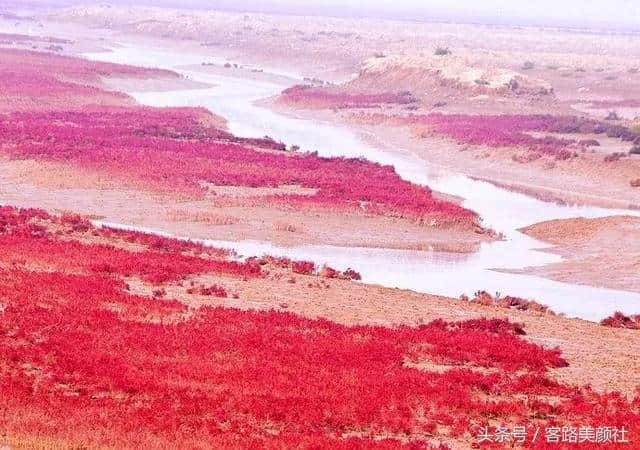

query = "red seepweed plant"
[{"left": 0, "top": 207, "right": 638, "bottom": 448}]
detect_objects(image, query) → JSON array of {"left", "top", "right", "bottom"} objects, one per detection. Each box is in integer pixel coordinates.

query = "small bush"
[
  {"left": 522, "top": 61, "right": 535, "bottom": 70},
  {"left": 342, "top": 268, "right": 362, "bottom": 281},
  {"left": 601, "top": 311, "right": 640, "bottom": 329},
  {"left": 187, "top": 283, "right": 228, "bottom": 297},
  {"left": 604, "top": 152, "right": 626, "bottom": 162},
  {"left": 465, "top": 290, "right": 554, "bottom": 314},
  {"left": 578, "top": 139, "right": 600, "bottom": 147},
  {"left": 605, "top": 111, "right": 621, "bottom": 121},
  {"left": 291, "top": 260, "right": 315, "bottom": 275}
]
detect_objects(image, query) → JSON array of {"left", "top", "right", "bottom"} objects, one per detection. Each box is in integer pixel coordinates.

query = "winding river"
[{"left": 83, "top": 45, "right": 640, "bottom": 321}]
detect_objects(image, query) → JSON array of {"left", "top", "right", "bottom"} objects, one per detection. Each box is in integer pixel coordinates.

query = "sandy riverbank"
[{"left": 517, "top": 216, "right": 640, "bottom": 293}]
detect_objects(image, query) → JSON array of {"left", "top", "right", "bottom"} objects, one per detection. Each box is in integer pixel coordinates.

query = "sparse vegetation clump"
[
  {"left": 605, "top": 111, "right": 621, "bottom": 121},
  {"left": 521, "top": 60, "right": 535, "bottom": 70},
  {"left": 463, "top": 290, "right": 554, "bottom": 314},
  {"left": 604, "top": 152, "right": 627, "bottom": 162},
  {"left": 434, "top": 46, "right": 451, "bottom": 56},
  {"left": 601, "top": 311, "right": 640, "bottom": 329}
]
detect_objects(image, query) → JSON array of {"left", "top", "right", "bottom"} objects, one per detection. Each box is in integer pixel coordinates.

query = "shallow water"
[{"left": 84, "top": 45, "right": 640, "bottom": 321}]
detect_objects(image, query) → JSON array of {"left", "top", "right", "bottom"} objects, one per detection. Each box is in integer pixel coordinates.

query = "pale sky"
[{"left": 13, "top": 0, "right": 640, "bottom": 30}]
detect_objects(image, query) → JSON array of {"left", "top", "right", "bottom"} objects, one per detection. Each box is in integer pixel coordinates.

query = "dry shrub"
[
  {"left": 167, "top": 209, "right": 238, "bottom": 225},
  {"left": 462, "top": 290, "right": 554, "bottom": 314},
  {"left": 604, "top": 152, "right": 626, "bottom": 163},
  {"left": 274, "top": 221, "right": 305, "bottom": 233},
  {"left": 601, "top": 312, "right": 640, "bottom": 329}
]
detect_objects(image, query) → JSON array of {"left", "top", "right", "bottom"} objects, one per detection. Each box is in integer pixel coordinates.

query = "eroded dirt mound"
[{"left": 356, "top": 53, "right": 555, "bottom": 101}]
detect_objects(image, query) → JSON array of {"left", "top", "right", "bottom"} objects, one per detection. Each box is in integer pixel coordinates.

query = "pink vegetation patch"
[
  {"left": 411, "top": 113, "right": 601, "bottom": 160},
  {"left": 0, "top": 107, "right": 474, "bottom": 222},
  {"left": 601, "top": 312, "right": 640, "bottom": 330},
  {"left": 0, "top": 49, "right": 474, "bottom": 224},
  {"left": 0, "top": 48, "right": 176, "bottom": 111}
]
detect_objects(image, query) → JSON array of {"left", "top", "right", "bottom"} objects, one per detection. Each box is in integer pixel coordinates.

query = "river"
[{"left": 83, "top": 45, "right": 640, "bottom": 321}]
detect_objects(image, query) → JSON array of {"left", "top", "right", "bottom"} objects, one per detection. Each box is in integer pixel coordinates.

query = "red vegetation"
[
  {"left": 365, "top": 112, "right": 640, "bottom": 160},
  {"left": 463, "top": 291, "right": 555, "bottom": 315},
  {"left": 0, "top": 49, "right": 474, "bottom": 225},
  {"left": 0, "top": 207, "right": 639, "bottom": 447},
  {"left": 292, "top": 260, "right": 316, "bottom": 275},
  {"left": 413, "top": 114, "right": 597, "bottom": 160},
  {"left": 0, "top": 48, "right": 175, "bottom": 111},
  {"left": 282, "top": 84, "right": 417, "bottom": 108},
  {"left": 0, "top": 107, "right": 473, "bottom": 222},
  {"left": 601, "top": 312, "right": 640, "bottom": 330},
  {"left": 0, "top": 207, "right": 261, "bottom": 284}
]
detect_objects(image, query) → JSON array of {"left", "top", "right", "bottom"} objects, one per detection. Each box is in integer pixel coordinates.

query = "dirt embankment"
[
  {"left": 518, "top": 215, "right": 640, "bottom": 293},
  {"left": 46, "top": 5, "right": 640, "bottom": 85}
]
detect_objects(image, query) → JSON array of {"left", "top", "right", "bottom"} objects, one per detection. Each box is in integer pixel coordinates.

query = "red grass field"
[
  {"left": 1, "top": 207, "right": 639, "bottom": 448},
  {"left": 357, "top": 112, "right": 639, "bottom": 160},
  {"left": 0, "top": 48, "right": 474, "bottom": 225},
  {"left": 0, "top": 48, "right": 175, "bottom": 111}
]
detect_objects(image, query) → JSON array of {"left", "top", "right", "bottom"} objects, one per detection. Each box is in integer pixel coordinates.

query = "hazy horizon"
[{"left": 4, "top": 0, "right": 640, "bottom": 31}]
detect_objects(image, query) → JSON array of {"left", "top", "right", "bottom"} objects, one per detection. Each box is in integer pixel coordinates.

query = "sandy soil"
[
  {"left": 45, "top": 5, "right": 640, "bottom": 89},
  {"left": 517, "top": 216, "right": 640, "bottom": 293}
]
